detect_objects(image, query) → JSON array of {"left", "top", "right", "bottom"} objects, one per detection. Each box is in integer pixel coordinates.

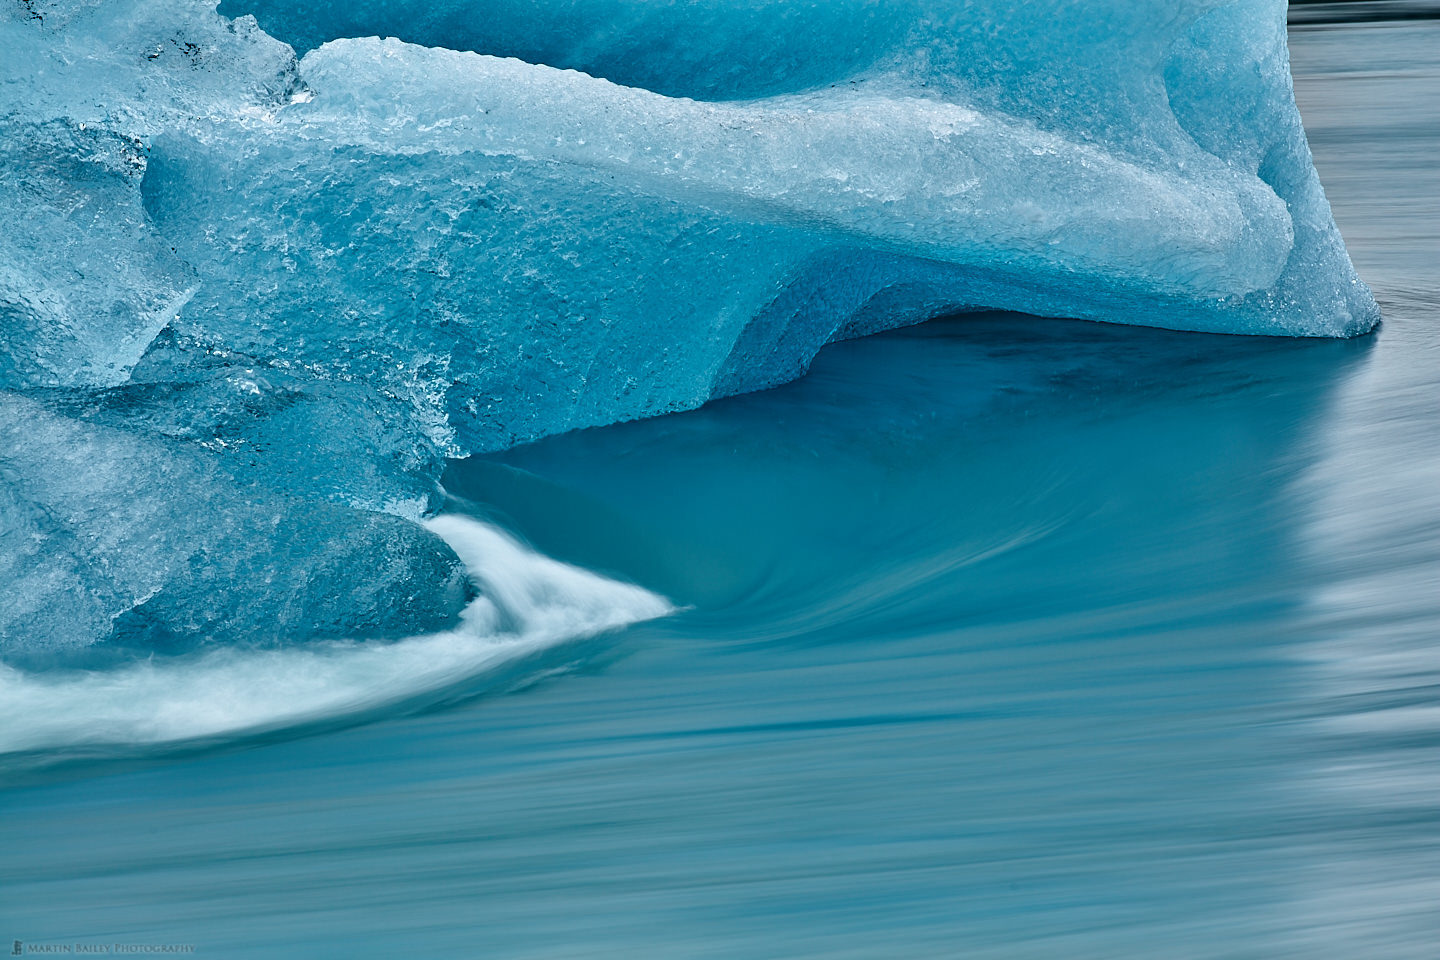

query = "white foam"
[{"left": 0, "top": 516, "right": 671, "bottom": 754}]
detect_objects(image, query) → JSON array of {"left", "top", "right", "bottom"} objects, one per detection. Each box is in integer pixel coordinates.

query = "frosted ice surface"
[
  {"left": 0, "top": 393, "right": 467, "bottom": 666},
  {"left": 0, "top": 0, "right": 1379, "bottom": 658}
]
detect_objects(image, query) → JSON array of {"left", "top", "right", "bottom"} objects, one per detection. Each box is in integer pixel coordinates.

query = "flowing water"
[{"left": 2, "top": 20, "right": 1438, "bottom": 960}]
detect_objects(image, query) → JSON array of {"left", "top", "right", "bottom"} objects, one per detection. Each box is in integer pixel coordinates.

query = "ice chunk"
[
  {"left": 0, "top": 394, "right": 468, "bottom": 667},
  {"left": 215, "top": 0, "right": 1380, "bottom": 331},
  {"left": 133, "top": 19, "right": 1374, "bottom": 454},
  {"left": 1, "top": 0, "right": 299, "bottom": 388},
  {"left": 0, "top": 0, "right": 1379, "bottom": 660},
  {"left": 2, "top": 0, "right": 300, "bottom": 126},
  {"left": 0, "top": 121, "right": 191, "bottom": 388}
]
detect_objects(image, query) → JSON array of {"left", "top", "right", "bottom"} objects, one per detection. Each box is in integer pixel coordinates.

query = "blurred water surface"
[{"left": 2, "top": 20, "right": 1438, "bottom": 960}]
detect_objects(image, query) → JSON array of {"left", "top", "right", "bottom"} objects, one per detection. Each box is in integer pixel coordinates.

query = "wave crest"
[{"left": 0, "top": 516, "right": 671, "bottom": 755}]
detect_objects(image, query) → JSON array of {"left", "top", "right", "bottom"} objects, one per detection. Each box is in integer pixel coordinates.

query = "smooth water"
[{"left": 2, "top": 21, "right": 1438, "bottom": 959}]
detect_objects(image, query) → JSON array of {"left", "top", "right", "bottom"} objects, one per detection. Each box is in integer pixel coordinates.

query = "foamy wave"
[{"left": 0, "top": 516, "right": 671, "bottom": 754}]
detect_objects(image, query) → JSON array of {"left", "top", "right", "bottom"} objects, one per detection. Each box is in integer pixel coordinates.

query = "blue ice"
[{"left": 0, "top": 0, "right": 1378, "bottom": 661}]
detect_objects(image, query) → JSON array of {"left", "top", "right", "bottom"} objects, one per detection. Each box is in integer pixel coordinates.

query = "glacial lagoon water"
[{"left": 2, "top": 19, "right": 1438, "bottom": 960}]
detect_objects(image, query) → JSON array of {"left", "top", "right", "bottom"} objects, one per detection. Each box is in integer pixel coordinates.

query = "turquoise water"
[{"left": 3, "top": 21, "right": 1438, "bottom": 959}]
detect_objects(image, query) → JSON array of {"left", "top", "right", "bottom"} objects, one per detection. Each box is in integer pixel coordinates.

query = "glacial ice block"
[
  {"left": 0, "top": 393, "right": 469, "bottom": 666},
  {"left": 0, "top": 0, "right": 1378, "bottom": 659}
]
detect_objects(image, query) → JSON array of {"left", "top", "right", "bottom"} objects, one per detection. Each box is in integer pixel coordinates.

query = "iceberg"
[{"left": 0, "top": 0, "right": 1378, "bottom": 662}]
